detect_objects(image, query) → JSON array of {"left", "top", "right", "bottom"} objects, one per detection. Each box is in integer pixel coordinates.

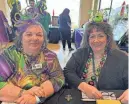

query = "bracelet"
[
  {"left": 39, "top": 97, "right": 46, "bottom": 103},
  {"left": 18, "top": 89, "right": 25, "bottom": 98},
  {"left": 35, "top": 95, "right": 41, "bottom": 104}
]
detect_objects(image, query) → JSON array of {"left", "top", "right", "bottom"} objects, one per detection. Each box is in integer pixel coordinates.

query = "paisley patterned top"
[{"left": 0, "top": 45, "right": 64, "bottom": 92}]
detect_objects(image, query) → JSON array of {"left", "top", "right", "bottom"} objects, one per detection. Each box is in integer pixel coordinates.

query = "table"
[
  {"left": 0, "top": 88, "right": 124, "bottom": 104},
  {"left": 48, "top": 26, "right": 60, "bottom": 44},
  {"left": 45, "top": 88, "right": 124, "bottom": 104}
]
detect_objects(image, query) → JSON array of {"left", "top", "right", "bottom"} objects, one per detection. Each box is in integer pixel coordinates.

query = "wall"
[
  {"left": 0, "top": 1, "right": 7, "bottom": 16},
  {"left": 0, "top": 0, "right": 99, "bottom": 27},
  {"left": 79, "top": 0, "right": 93, "bottom": 27},
  {"left": 92, "top": 0, "right": 99, "bottom": 16}
]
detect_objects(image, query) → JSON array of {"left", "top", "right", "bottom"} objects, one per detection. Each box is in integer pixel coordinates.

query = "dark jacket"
[
  {"left": 64, "top": 48, "right": 128, "bottom": 90},
  {"left": 58, "top": 14, "right": 71, "bottom": 30}
]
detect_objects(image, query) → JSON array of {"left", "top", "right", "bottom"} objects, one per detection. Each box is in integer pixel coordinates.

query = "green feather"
[{"left": 19, "top": 55, "right": 25, "bottom": 69}]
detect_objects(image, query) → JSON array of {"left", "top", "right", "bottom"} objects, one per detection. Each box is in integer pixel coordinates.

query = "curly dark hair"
[{"left": 81, "top": 22, "right": 119, "bottom": 51}]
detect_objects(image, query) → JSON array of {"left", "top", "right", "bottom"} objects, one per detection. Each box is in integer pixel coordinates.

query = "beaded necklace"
[{"left": 82, "top": 51, "right": 107, "bottom": 86}]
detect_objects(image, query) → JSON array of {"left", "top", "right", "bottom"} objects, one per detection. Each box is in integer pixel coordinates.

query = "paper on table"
[
  {"left": 101, "top": 91, "right": 116, "bottom": 100},
  {"left": 81, "top": 92, "right": 96, "bottom": 101},
  {"left": 81, "top": 91, "right": 116, "bottom": 101}
]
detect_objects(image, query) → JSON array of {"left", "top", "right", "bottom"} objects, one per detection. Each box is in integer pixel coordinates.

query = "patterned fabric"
[
  {"left": 0, "top": 45, "right": 64, "bottom": 92},
  {"left": 0, "top": 10, "right": 8, "bottom": 42},
  {"left": 82, "top": 52, "right": 107, "bottom": 86},
  {"left": 38, "top": 12, "right": 51, "bottom": 34},
  {"left": 26, "top": 7, "right": 39, "bottom": 20}
]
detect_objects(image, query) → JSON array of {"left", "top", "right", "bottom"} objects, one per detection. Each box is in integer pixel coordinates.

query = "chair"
[{"left": 74, "top": 28, "right": 84, "bottom": 49}]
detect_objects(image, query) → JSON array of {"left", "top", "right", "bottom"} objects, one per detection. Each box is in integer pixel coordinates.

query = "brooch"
[{"left": 65, "top": 94, "right": 72, "bottom": 101}]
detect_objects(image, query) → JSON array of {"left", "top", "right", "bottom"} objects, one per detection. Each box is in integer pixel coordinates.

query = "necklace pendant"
[{"left": 65, "top": 94, "right": 72, "bottom": 102}]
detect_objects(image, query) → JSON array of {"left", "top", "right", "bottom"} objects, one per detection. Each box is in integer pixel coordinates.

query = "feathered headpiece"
[
  {"left": 14, "top": 18, "right": 39, "bottom": 33},
  {"left": 92, "top": 12, "right": 104, "bottom": 22},
  {"left": 36, "top": 0, "right": 47, "bottom": 15},
  {"left": 89, "top": 8, "right": 110, "bottom": 23},
  {"left": 7, "top": 0, "right": 19, "bottom": 9}
]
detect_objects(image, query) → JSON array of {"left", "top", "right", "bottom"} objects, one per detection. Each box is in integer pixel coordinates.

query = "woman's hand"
[
  {"left": 78, "top": 82, "right": 102, "bottom": 99},
  {"left": 118, "top": 89, "right": 128, "bottom": 104},
  {"left": 16, "top": 94, "right": 36, "bottom": 104},
  {"left": 25, "top": 86, "right": 45, "bottom": 97},
  {"left": 84, "top": 84, "right": 102, "bottom": 99}
]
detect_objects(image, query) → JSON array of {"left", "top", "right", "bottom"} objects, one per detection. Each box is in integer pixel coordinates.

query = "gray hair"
[
  {"left": 81, "top": 22, "right": 119, "bottom": 51},
  {"left": 14, "top": 20, "right": 48, "bottom": 52}
]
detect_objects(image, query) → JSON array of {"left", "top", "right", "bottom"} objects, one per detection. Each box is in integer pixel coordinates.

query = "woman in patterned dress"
[
  {"left": 0, "top": 19, "right": 64, "bottom": 104},
  {"left": 0, "top": 10, "right": 10, "bottom": 43}
]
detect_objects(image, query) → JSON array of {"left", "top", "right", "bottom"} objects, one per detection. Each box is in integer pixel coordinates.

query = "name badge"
[{"left": 32, "top": 63, "right": 42, "bottom": 70}]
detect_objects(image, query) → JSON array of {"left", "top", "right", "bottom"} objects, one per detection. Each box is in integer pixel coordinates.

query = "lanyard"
[{"left": 92, "top": 55, "right": 98, "bottom": 86}]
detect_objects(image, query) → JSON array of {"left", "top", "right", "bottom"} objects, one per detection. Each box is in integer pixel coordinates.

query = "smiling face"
[
  {"left": 89, "top": 28, "right": 107, "bottom": 54},
  {"left": 22, "top": 25, "right": 44, "bottom": 56}
]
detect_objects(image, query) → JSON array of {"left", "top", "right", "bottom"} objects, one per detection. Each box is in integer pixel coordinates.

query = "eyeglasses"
[{"left": 101, "top": 91, "right": 116, "bottom": 100}]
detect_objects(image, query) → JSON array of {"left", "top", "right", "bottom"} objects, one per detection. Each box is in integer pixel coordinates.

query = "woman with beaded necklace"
[
  {"left": 0, "top": 19, "right": 64, "bottom": 104},
  {"left": 64, "top": 22, "right": 128, "bottom": 104}
]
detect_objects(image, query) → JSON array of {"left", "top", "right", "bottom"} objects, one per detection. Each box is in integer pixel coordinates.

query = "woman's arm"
[
  {"left": 0, "top": 47, "right": 28, "bottom": 102},
  {"left": 40, "top": 56, "right": 65, "bottom": 98},
  {"left": 0, "top": 82, "right": 23, "bottom": 102},
  {"left": 63, "top": 53, "right": 84, "bottom": 88},
  {"left": 78, "top": 82, "right": 102, "bottom": 99},
  {"left": 118, "top": 89, "right": 128, "bottom": 104},
  {"left": 0, "top": 50, "right": 21, "bottom": 102},
  {"left": 64, "top": 51, "right": 102, "bottom": 99}
]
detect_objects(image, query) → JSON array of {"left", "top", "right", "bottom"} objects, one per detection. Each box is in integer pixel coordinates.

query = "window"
[
  {"left": 19, "top": 0, "right": 80, "bottom": 28},
  {"left": 47, "top": 0, "right": 80, "bottom": 28},
  {"left": 19, "top": 0, "right": 27, "bottom": 9},
  {"left": 100, "top": 0, "right": 112, "bottom": 9},
  {"left": 112, "top": 0, "right": 128, "bottom": 9},
  {"left": 100, "top": 0, "right": 128, "bottom": 9}
]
